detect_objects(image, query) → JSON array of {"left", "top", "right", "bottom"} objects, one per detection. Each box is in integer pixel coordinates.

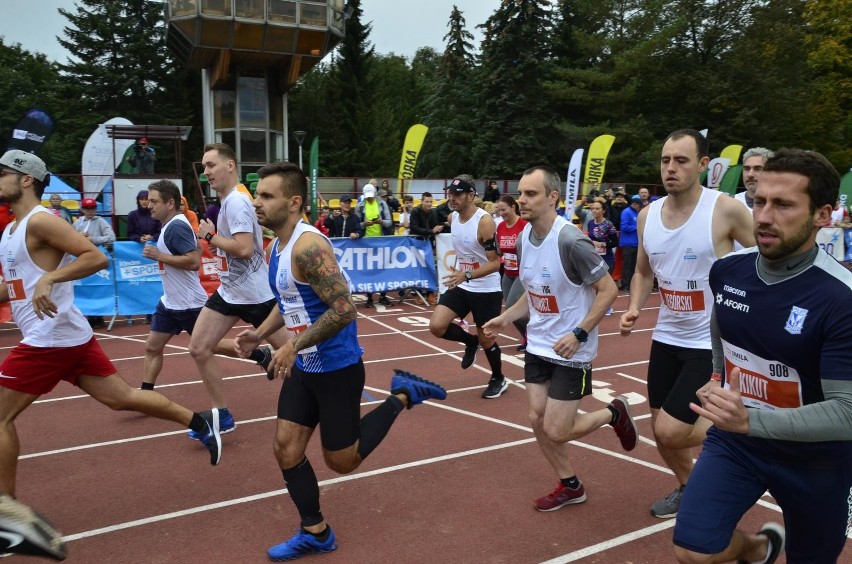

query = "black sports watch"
[
  {"left": 204, "top": 232, "right": 214, "bottom": 242},
  {"left": 572, "top": 327, "right": 588, "bottom": 343},
  {"left": 464, "top": 271, "right": 473, "bottom": 281}
]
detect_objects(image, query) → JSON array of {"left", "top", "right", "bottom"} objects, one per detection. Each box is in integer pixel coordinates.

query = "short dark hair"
[
  {"left": 148, "top": 179, "right": 181, "bottom": 207},
  {"left": 763, "top": 148, "right": 839, "bottom": 213},
  {"left": 664, "top": 129, "right": 709, "bottom": 159},
  {"left": 421, "top": 191, "right": 433, "bottom": 199},
  {"left": 203, "top": 142, "right": 237, "bottom": 163},
  {"left": 257, "top": 162, "right": 308, "bottom": 211},
  {"left": 499, "top": 194, "right": 519, "bottom": 214}
]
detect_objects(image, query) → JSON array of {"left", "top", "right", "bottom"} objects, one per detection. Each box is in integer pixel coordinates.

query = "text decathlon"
[{"left": 336, "top": 246, "right": 427, "bottom": 271}]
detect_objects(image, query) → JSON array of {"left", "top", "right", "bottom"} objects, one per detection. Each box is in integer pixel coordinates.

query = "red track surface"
[{"left": 3, "top": 292, "right": 845, "bottom": 563}]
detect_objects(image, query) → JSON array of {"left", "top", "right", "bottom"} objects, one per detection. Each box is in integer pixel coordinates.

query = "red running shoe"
[
  {"left": 534, "top": 481, "right": 587, "bottom": 512},
  {"left": 609, "top": 395, "right": 638, "bottom": 451}
]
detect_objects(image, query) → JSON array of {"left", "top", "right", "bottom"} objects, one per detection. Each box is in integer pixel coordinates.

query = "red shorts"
[{"left": 0, "top": 338, "right": 116, "bottom": 396}]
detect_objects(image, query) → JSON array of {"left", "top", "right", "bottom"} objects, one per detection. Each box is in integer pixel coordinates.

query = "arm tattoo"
[{"left": 290, "top": 239, "right": 357, "bottom": 351}]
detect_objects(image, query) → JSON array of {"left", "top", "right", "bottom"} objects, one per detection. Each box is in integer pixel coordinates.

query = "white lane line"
[{"left": 540, "top": 520, "right": 677, "bottom": 563}]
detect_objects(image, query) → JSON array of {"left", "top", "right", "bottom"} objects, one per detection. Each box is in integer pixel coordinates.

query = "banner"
[
  {"left": 719, "top": 165, "right": 742, "bottom": 196},
  {"left": 706, "top": 157, "right": 731, "bottom": 189},
  {"left": 396, "top": 124, "right": 429, "bottom": 195},
  {"left": 6, "top": 108, "right": 54, "bottom": 155},
  {"left": 566, "top": 149, "right": 584, "bottom": 207},
  {"left": 72, "top": 246, "right": 116, "bottom": 315},
  {"left": 583, "top": 134, "right": 616, "bottom": 189},
  {"left": 435, "top": 233, "right": 454, "bottom": 294},
  {"left": 332, "top": 236, "right": 437, "bottom": 293},
  {"left": 113, "top": 242, "right": 164, "bottom": 314},
  {"left": 845, "top": 229, "right": 852, "bottom": 262},
  {"left": 720, "top": 144, "right": 743, "bottom": 166},
  {"left": 840, "top": 171, "right": 852, "bottom": 214},
  {"left": 309, "top": 137, "right": 319, "bottom": 223},
  {"left": 82, "top": 117, "right": 135, "bottom": 198},
  {"left": 816, "top": 227, "right": 844, "bottom": 261}
]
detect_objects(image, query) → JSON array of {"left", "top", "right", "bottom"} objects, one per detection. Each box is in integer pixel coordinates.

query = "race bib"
[
  {"left": 592, "top": 241, "right": 606, "bottom": 255},
  {"left": 722, "top": 339, "right": 803, "bottom": 409},
  {"left": 5, "top": 279, "right": 25, "bottom": 301},
  {"left": 458, "top": 260, "right": 480, "bottom": 272},
  {"left": 214, "top": 248, "right": 230, "bottom": 276},
  {"left": 658, "top": 277, "right": 707, "bottom": 317},
  {"left": 503, "top": 252, "right": 518, "bottom": 271},
  {"left": 527, "top": 289, "right": 560, "bottom": 315},
  {"left": 284, "top": 310, "right": 318, "bottom": 354}
]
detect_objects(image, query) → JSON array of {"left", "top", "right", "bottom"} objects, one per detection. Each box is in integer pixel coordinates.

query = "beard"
[{"left": 757, "top": 219, "right": 814, "bottom": 260}]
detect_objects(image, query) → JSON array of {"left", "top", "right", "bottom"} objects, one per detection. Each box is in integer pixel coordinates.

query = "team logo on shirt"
[
  {"left": 277, "top": 268, "right": 290, "bottom": 291},
  {"left": 784, "top": 306, "right": 808, "bottom": 335},
  {"left": 715, "top": 292, "right": 750, "bottom": 313},
  {"left": 682, "top": 247, "right": 697, "bottom": 260}
]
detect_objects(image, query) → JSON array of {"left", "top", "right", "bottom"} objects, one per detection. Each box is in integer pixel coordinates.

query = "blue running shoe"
[
  {"left": 268, "top": 528, "right": 337, "bottom": 561},
  {"left": 198, "top": 408, "right": 222, "bottom": 466},
  {"left": 188, "top": 409, "right": 235, "bottom": 441},
  {"left": 390, "top": 369, "right": 447, "bottom": 409}
]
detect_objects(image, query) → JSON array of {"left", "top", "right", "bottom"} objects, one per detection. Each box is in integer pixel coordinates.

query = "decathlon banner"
[
  {"left": 332, "top": 236, "right": 436, "bottom": 293},
  {"left": 396, "top": 124, "right": 429, "bottom": 195},
  {"left": 583, "top": 134, "right": 616, "bottom": 188},
  {"left": 566, "top": 149, "right": 584, "bottom": 206},
  {"left": 706, "top": 157, "right": 730, "bottom": 189},
  {"left": 113, "top": 242, "right": 163, "bottom": 314}
]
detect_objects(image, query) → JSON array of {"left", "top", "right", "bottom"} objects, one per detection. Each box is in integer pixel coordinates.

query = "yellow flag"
[
  {"left": 397, "top": 124, "right": 429, "bottom": 194},
  {"left": 583, "top": 134, "right": 616, "bottom": 189},
  {"left": 720, "top": 144, "right": 743, "bottom": 165}
]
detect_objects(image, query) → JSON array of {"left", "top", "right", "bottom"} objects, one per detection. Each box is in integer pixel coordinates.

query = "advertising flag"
[
  {"left": 566, "top": 149, "right": 584, "bottom": 207},
  {"left": 82, "top": 117, "right": 134, "bottom": 198},
  {"left": 840, "top": 170, "right": 852, "bottom": 214},
  {"left": 396, "top": 124, "right": 429, "bottom": 195},
  {"left": 706, "top": 157, "right": 731, "bottom": 189},
  {"left": 719, "top": 165, "right": 742, "bottom": 196},
  {"left": 309, "top": 137, "right": 319, "bottom": 222},
  {"left": 583, "top": 134, "right": 616, "bottom": 191},
  {"left": 720, "top": 144, "right": 743, "bottom": 166},
  {"left": 6, "top": 109, "right": 54, "bottom": 155}
]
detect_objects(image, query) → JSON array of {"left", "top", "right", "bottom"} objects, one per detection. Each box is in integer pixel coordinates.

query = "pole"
[{"left": 293, "top": 130, "right": 306, "bottom": 170}]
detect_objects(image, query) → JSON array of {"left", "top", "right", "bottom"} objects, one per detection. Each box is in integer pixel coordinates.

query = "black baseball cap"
[{"left": 448, "top": 178, "right": 476, "bottom": 194}]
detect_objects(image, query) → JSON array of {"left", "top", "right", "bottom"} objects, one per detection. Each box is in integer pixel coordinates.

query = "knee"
[
  {"left": 323, "top": 451, "right": 359, "bottom": 474},
  {"left": 673, "top": 546, "right": 713, "bottom": 564},
  {"left": 542, "top": 421, "right": 574, "bottom": 443},
  {"left": 428, "top": 322, "right": 445, "bottom": 339},
  {"left": 144, "top": 340, "right": 164, "bottom": 357},
  {"left": 273, "top": 436, "right": 304, "bottom": 469},
  {"left": 188, "top": 340, "right": 210, "bottom": 361},
  {"left": 654, "top": 424, "right": 684, "bottom": 449}
]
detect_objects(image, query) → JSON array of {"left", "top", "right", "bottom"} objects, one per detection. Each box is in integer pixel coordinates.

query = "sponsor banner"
[
  {"left": 706, "top": 157, "right": 730, "bottom": 189},
  {"left": 583, "top": 134, "right": 616, "bottom": 187},
  {"left": 719, "top": 164, "right": 742, "bottom": 196},
  {"left": 840, "top": 171, "right": 852, "bottom": 215},
  {"left": 396, "top": 124, "right": 429, "bottom": 195},
  {"left": 309, "top": 137, "right": 319, "bottom": 222},
  {"left": 333, "top": 236, "right": 437, "bottom": 294},
  {"left": 73, "top": 247, "right": 116, "bottom": 315},
  {"left": 82, "top": 117, "right": 134, "bottom": 197},
  {"left": 113, "top": 241, "right": 164, "bottom": 314},
  {"left": 719, "top": 144, "right": 743, "bottom": 166},
  {"left": 845, "top": 229, "right": 852, "bottom": 262},
  {"left": 435, "top": 233, "right": 454, "bottom": 294},
  {"left": 816, "top": 227, "right": 844, "bottom": 261},
  {"left": 6, "top": 108, "right": 54, "bottom": 155},
  {"left": 566, "top": 149, "right": 583, "bottom": 206}
]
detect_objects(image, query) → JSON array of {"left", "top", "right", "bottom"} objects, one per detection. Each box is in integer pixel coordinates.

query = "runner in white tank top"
[
  {"left": 619, "top": 130, "right": 755, "bottom": 519},
  {"left": 428, "top": 175, "right": 508, "bottom": 399}
]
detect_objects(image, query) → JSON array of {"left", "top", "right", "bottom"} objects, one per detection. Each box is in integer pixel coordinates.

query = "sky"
[{"left": 0, "top": 0, "right": 500, "bottom": 63}]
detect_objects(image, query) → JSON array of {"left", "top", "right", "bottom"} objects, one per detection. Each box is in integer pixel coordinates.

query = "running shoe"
[
  {"left": 534, "top": 481, "right": 587, "bottom": 511},
  {"left": 363, "top": 299, "right": 374, "bottom": 308},
  {"left": 197, "top": 408, "right": 222, "bottom": 466},
  {"left": 460, "top": 342, "right": 478, "bottom": 369},
  {"left": 737, "top": 522, "right": 785, "bottom": 564},
  {"left": 378, "top": 296, "right": 392, "bottom": 307},
  {"left": 481, "top": 377, "right": 509, "bottom": 399},
  {"left": 188, "top": 409, "right": 235, "bottom": 441},
  {"left": 609, "top": 396, "right": 638, "bottom": 451},
  {"left": 268, "top": 527, "right": 337, "bottom": 561},
  {"left": 650, "top": 485, "right": 684, "bottom": 518},
  {"left": 390, "top": 369, "right": 447, "bottom": 409},
  {"left": 0, "top": 495, "right": 66, "bottom": 561}
]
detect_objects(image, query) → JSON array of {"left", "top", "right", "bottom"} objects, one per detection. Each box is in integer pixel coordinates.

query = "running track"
[{"left": 4, "top": 292, "right": 847, "bottom": 562}]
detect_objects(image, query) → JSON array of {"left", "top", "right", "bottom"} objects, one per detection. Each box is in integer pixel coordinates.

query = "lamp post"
[{"left": 293, "top": 130, "right": 306, "bottom": 171}]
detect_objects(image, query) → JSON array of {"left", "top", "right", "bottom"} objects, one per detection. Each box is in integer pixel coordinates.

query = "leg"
[
  {"left": 142, "top": 330, "right": 174, "bottom": 387},
  {"left": 505, "top": 277, "right": 528, "bottom": 339},
  {"left": 0, "top": 388, "right": 39, "bottom": 496},
  {"left": 188, "top": 307, "right": 238, "bottom": 408},
  {"left": 79, "top": 373, "right": 193, "bottom": 425}
]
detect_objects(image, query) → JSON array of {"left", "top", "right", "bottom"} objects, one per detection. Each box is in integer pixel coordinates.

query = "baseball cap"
[
  {"left": 631, "top": 195, "right": 642, "bottom": 204},
  {"left": 81, "top": 198, "right": 98, "bottom": 209},
  {"left": 139, "top": 138, "right": 149, "bottom": 144},
  {"left": 0, "top": 150, "right": 50, "bottom": 185},
  {"left": 339, "top": 195, "right": 353, "bottom": 203},
  {"left": 362, "top": 184, "right": 376, "bottom": 198},
  {"left": 448, "top": 177, "right": 476, "bottom": 194}
]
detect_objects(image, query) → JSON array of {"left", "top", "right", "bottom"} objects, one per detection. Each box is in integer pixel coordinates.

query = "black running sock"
[
  {"left": 441, "top": 322, "right": 478, "bottom": 346},
  {"left": 560, "top": 476, "right": 581, "bottom": 489},
  {"left": 189, "top": 413, "right": 207, "bottom": 434},
  {"left": 607, "top": 404, "right": 620, "bottom": 425},
  {"left": 141, "top": 382, "right": 155, "bottom": 391},
  {"left": 484, "top": 343, "right": 502, "bottom": 378},
  {"left": 248, "top": 348, "right": 265, "bottom": 363},
  {"left": 283, "top": 458, "right": 323, "bottom": 528},
  {"left": 357, "top": 397, "right": 404, "bottom": 459},
  {"left": 304, "top": 525, "right": 330, "bottom": 542}
]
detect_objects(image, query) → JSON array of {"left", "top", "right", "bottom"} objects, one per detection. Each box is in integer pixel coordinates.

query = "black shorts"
[
  {"left": 438, "top": 287, "right": 503, "bottom": 327},
  {"left": 204, "top": 291, "right": 276, "bottom": 328},
  {"left": 647, "top": 340, "right": 712, "bottom": 424},
  {"left": 277, "top": 359, "right": 366, "bottom": 451},
  {"left": 150, "top": 301, "right": 202, "bottom": 335},
  {"left": 524, "top": 352, "right": 592, "bottom": 401}
]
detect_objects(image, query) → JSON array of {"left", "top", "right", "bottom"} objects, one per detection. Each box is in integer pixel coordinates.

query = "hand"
[
  {"left": 552, "top": 332, "right": 580, "bottom": 359},
  {"left": 619, "top": 309, "right": 640, "bottom": 336},
  {"left": 349, "top": 233, "right": 358, "bottom": 239},
  {"left": 234, "top": 329, "right": 261, "bottom": 358},
  {"left": 481, "top": 316, "right": 507, "bottom": 339},
  {"left": 695, "top": 378, "right": 722, "bottom": 407},
  {"left": 689, "top": 367, "right": 750, "bottom": 434},
  {"left": 198, "top": 218, "right": 215, "bottom": 239},
  {"left": 141, "top": 244, "right": 160, "bottom": 261},
  {"left": 32, "top": 275, "right": 58, "bottom": 320},
  {"left": 140, "top": 235, "right": 152, "bottom": 243},
  {"left": 441, "top": 267, "right": 465, "bottom": 289},
  {"left": 432, "top": 225, "right": 444, "bottom": 234},
  {"left": 269, "top": 341, "right": 297, "bottom": 380}
]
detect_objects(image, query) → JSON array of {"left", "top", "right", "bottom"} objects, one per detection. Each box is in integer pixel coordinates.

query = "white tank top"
[
  {"left": 0, "top": 207, "right": 92, "bottom": 346},
  {"left": 450, "top": 208, "right": 500, "bottom": 293},
  {"left": 644, "top": 188, "right": 722, "bottom": 349},
  {"left": 519, "top": 216, "right": 598, "bottom": 363},
  {"left": 157, "top": 214, "right": 208, "bottom": 311}
]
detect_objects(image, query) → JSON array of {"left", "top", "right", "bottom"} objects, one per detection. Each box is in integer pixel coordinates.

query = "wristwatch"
[
  {"left": 204, "top": 232, "right": 214, "bottom": 242},
  {"left": 464, "top": 271, "right": 473, "bottom": 281},
  {"left": 571, "top": 327, "right": 588, "bottom": 343}
]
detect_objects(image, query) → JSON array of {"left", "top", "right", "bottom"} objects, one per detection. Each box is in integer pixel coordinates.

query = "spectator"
[
  {"left": 127, "top": 137, "right": 156, "bottom": 174},
  {"left": 377, "top": 190, "right": 395, "bottom": 235},
  {"left": 619, "top": 196, "right": 641, "bottom": 292},
  {"left": 831, "top": 198, "right": 849, "bottom": 226},
  {"left": 483, "top": 180, "right": 501, "bottom": 203},
  {"left": 313, "top": 206, "right": 331, "bottom": 237},
  {"left": 397, "top": 194, "right": 414, "bottom": 235},
  {"left": 495, "top": 194, "right": 527, "bottom": 349},
  {"left": 638, "top": 186, "right": 651, "bottom": 207},
  {"left": 127, "top": 189, "right": 161, "bottom": 243},
  {"left": 356, "top": 184, "right": 392, "bottom": 307},
  {"left": 46, "top": 193, "right": 73, "bottom": 224},
  {"left": 433, "top": 195, "right": 452, "bottom": 234},
  {"left": 587, "top": 198, "right": 619, "bottom": 274},
  {"left": 380, "top": 180, "right": 401, "bottom": 212},
  {"left": 608, "top": 189, "right": 629, "bottom": 230},
  {"left": 331, "top": 195, "right": 360, "bottom": 239},
  {"left": 408, "top": 192, "right": 440, "bottom": 306},
  {"left": 180, "top": 196, "right": 200, "bottom": 233}
]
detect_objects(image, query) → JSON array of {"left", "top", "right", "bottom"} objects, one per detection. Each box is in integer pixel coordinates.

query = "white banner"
[
  {"left": 435, "top": 233, "right": 456, "bottom": 295},
  {"left": 566, "top": 148, "right": 584, "bottom": 206},
  {"left": 707, "top": 157, "right": 731, "bottom": 189},
  {"left": 816, "top": 227, "right": 845, "bottom": 260},
  {"left": 82, "top": 117, "right": 134, "bottom": 198}
]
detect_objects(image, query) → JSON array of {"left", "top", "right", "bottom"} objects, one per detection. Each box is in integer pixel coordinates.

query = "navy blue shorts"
[
  {"left": 150, "top": 301, "right": 202, "bottom": 335},
  {"left": 674, "top": 427, "right": 852, "bottom": 561}
]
